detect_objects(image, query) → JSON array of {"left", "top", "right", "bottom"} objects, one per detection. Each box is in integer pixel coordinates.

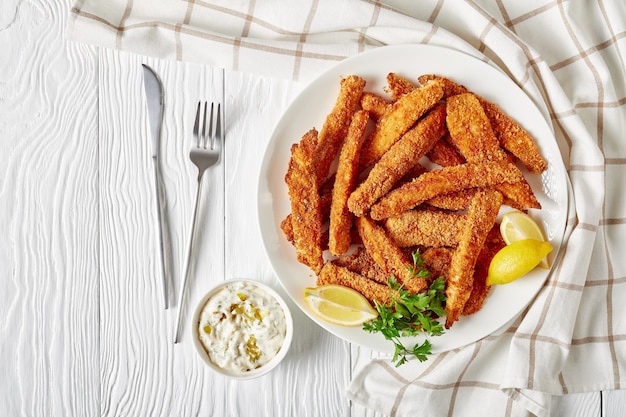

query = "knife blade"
[{"left": 142, "top": 64, "right": 169, "bottom": 310}]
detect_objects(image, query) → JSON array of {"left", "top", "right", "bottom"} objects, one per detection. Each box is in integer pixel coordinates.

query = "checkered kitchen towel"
[{"left": 67, "top": 1, "right": 625, "bottom": 416}]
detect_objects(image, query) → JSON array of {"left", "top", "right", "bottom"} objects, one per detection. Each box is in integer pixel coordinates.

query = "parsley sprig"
[{"left": 363, "top": 251, "right": 447, "bottom": 366}]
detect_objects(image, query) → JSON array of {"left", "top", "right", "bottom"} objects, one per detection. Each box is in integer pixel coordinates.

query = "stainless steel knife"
[{"left": 142, "top": 64, "right": 169, "bottom": 310}]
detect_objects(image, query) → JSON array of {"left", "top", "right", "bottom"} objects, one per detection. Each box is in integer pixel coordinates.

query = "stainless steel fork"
[{"left": 174, "top": 101, "right": 222, "bottom": 344}]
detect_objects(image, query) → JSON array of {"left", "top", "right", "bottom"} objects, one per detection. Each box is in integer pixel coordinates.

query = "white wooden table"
[{"left": 2, "top": 1, "right": 625, "bottom": 416}]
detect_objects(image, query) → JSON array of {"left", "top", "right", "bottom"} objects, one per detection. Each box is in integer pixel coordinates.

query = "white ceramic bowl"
[{"left": 191, "top": 279, "right": 293, "bottom": 379}]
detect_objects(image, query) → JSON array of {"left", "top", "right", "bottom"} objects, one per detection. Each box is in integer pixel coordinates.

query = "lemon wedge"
[
  {"left": 487, "top": 239, "right": 553, "bottom": 285},
  {"left": 304, "top": 285, "right": 378, "bottom": 326},
  {"left": 500, "top": 210, "right": 550, "bottom": 268}
]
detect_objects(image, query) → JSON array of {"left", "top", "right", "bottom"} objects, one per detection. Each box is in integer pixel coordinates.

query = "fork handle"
[{"left": 174, "top": 172, "right": 206, "bottom": 343}]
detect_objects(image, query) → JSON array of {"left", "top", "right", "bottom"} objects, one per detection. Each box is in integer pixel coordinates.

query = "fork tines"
[{"left": 193, "top": 101, "right": 221, "bottom": 150}]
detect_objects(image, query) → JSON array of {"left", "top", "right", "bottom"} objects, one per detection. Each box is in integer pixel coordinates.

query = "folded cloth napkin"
[{"left": 67, "top": 1, "right": 625, "bottom": 416}]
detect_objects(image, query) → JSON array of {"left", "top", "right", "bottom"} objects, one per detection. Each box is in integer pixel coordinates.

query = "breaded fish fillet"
[
  {"left": 348, "top": 104, "right": 447, "bottom": 216},
  {"left": 426, "top": 136, "right": 466, "bottom": 167},
  {"left": 317, "top": 262, "right": 393, "bottom": 306},
  {"left": 445, "top": 188, "right": 503, "bottom": 328},
  {"left": 281, "top": 174, "right": 335, "bottom": 243},
  {"left": 285, "top": 128, "right": 324, "bottom": 274},
  {"left": 446, "top": 93, "right": 540, "bottom": 209},
  {"left": 426, "top": 188, "right": 476, "bottom": 211},
  {"left": 355, "top": 216, "right": 427, "bottom": 294},
  {"left": 481, "top": 100, "right": 547, "bottom": 174},
  {"left": 446, "top": 93, "right": 509, "bottom": 162},
  {"left": 386, "top": 72, "right": 416, "bottom": 100},
  {"left": 418, "top": 74, "right": 469, "bottom": 98},
  {"left": 331, "top": 246, "right": 388, "bottom": 285},
  {"left": 360, "top": 92, "right": 391, "bottom": 120},
  {"left": 360, "top": 79, "right": 444, "bottom": 168},
  {"left": 419, "top": 74, "right": 547, "bottom": 174},
  {"left": 384, "top": 209, "right": 462, "bottom": 248},
  {"left": 462, "top": 228, "right": 506, "bottom": 316},
  {"left": 369, "top": 160, "right": 526, "bottom": 221},
  {"left": 314, "top": 75, "right": 366, "bottom": 186},
  {"left": 422, "top": 247, "right": 453, "bottom": 281},
  {"left": 329, "top": 110, "right": 369, "bottom": 255}
]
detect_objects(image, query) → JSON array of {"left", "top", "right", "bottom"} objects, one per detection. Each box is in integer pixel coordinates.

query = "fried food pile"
[{"left": 282, "top": 73, "right": 547, "bottom": 329}]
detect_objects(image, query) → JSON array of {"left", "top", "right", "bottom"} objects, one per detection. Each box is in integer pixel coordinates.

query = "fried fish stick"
[
  {"left": 348, "top": 104, "right": 447, "bottom": 216},
  {"left": 360, "top": 79, "right": 444, "bottom": 168},
  {"left": 384, "top": 209, "right": 462, "bottom": 248},
  {"left": 426, "top": 136, "right": 466, "bottom": 167},
  {"left": 445, "top": 188, "right": 502, "bottom": 328},
  {"left": 481, "top": 100, "right": 547, "bottom": 174},
  {"left": 462, "top": 228, "right": 505, "bottom": 316},
  {"left": 418, "top": 74, "right": 468, "bottom": 98},
  {"left": 281, "top": 174, "right": 335, "bottom": 243},
  {"left": 426, "top": 189, "right": 476, "bottom": 211},
  {"left": 446, "top": 93, "right": 509, "bottom": 162},
  {"left": 361, "top": 92, "right": 391, "bottom": 120},
  {"left": 317, "top": 263, "right": 393, "bottom": 306},
  {"left": 370, "top": 161, "right": 526, "bottom": 221},
  {"left": 446, "top": 93, "right": 540, "bottom": 209},
  {"left": 356, "top": 216, "right": 427, "bottom": 294},
  {"left": 285, "top": 128, "right": 324, "bottom": 274},
  {"left": 332, "top": 247, "right": 388, "bottom": 285},
  {"left": 422, "top": 247, "right": 453, "bottom": 280},
  {"left": 314, "top": 75, "right": 366, "bottom": 185},
  {"left": 329, "top": 110, "right": 369, "bottom": 256},
  {"left": 419, "top": 74, "right": 546, "bottom": 173},
  {"left": 386, "top": 72, "right": 416, "bottom": 100}
]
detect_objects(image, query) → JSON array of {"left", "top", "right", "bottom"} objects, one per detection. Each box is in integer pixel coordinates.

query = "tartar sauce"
[{"left": 197, "top": 281, "right": 287, "bottom": 374}]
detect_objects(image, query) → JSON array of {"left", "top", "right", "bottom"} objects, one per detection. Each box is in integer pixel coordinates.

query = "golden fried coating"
[
  {"left": 317, "top": 262, "right": 393, "bottom": 306},
  {"left": 329, "top": 110, "right": 369, "bottom": 256},
  {"left": 426, "top": 136, "right": 466, "bottom": 167},
  {"left": 419, "top": 74, "right": 546, "bottom": 174},
  {"left": 446, "top": 93, "right": 540, "bottom": 210},
  {"left": 399, "top": 163, "right": 429, "bottom": 184},
  {"left": 347, "top": 104, "right": 447, "bottom": 216},
  {"left": 281, "top": 174, "right": 335, "bottom": 243},
  {"left": 355, "top": 216, "right": 427, "bottom": 294},
  {"left": 462, "top": 228, "right": 506, "bottom": 316},
  {"left": 446, "top": 93, "right": 509, "bottom": 162},
  {"left": 426, "top": 189, "right": 476, "bottom": 211},
  {"left": 422, "top": 247, "right": 453, "bottom": 280},
  {"left": 331, "top": 246, "right": 388, "bottom": 285},
  {"left": 285, "top": 128, "right": 324, "bottom": 274},
  {"left": 369, "top": 160, "right": 526, "bottom": 221},
  {"left": 445, "top": 188, "right": 503, "bottom": 328},
  {"left": 481, "top": 100, "right": 547, "bottom": 174},
  {"left": 384, "top": 209, "right": 462, "bottom": 248},
  {"left": 359, "top": 79, "right": 444, "bottom": 168},
  {"left": 360, "top": 92, "right": 391, "bottom": 120},
  {"left": 494, "top": 182, "right": 540, "bottom": 210},
  {"left": 314, "top": 75, "right": 366, "bottom": 185},
  {"left": 417, "top": 74, "right": 469, "bottom": 98},
  {"left": 386, "top": 72, "right": 416, "bottom": 100}
]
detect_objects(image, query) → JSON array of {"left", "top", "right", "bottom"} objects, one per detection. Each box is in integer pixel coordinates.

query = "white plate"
[{"left": 257, "top": 44, "right": 569, "bottom": 354}]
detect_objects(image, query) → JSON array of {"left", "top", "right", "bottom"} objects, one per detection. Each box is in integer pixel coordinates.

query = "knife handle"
[{"left": 153, "top": 157, "right": 169, "bottom": 310}]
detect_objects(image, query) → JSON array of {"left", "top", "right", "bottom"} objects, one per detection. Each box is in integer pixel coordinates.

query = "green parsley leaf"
[{"left": 363, "top": 250, "right": 447, "bottom": 366}]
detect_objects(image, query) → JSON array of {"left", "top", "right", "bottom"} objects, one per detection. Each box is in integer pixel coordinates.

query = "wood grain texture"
[
  {"left": 604, "top": 390, "right": 626, "bottom": 417},
  {"left": 4, "top": 0, "right": 626, "bottom": 416},
  {"left": 0, "top": 0, "right": 99, "bottom": 416}
]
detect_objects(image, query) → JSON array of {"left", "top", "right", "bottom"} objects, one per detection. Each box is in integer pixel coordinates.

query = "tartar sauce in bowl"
[{"left": 192, "top": 279, "right": 293, "bottom": 378}]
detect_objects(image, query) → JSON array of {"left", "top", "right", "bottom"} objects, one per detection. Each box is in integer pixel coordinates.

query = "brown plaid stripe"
[{"left": 66, "top": 0, "right": 625, "bottom": 415}]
